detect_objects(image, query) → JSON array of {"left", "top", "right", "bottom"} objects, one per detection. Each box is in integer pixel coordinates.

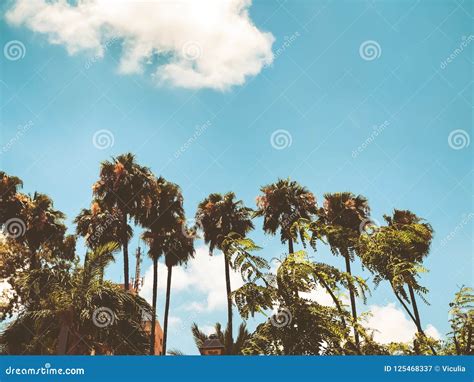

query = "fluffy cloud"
[
  {"left": 365, "top": 303, "right": 440, "bottom": 344},
  {"left": 140, "top": 246, "right": 244, "bottom": 312},
  {"left": 300, "top": 287, "right": 440, "bottom": 344},
  {"left": 300, "top": 287, "right": 349, "bottom": 306},
  {"left": 6, "top": 0, "right": 274, "bottom": 90}
]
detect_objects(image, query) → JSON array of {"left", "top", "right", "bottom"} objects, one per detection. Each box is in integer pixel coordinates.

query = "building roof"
[{"left": 201, "top": 334, "right": 224, "bottom": 349}]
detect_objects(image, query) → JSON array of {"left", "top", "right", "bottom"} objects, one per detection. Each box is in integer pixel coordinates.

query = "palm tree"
[
  {"left": 196, "top": 192, "right": 254, "bottom": 355},
  {"left": 140, "top": 177, "right": 185, "bottom": 355},
  {"left": 74, "top": 201, "right": 125, "bottom": 250},
  {"left": 191, "top": 322, "right": 251, "bottom": 355},
  {"left": 255, "top": 178, "right": 317, "bottom": 253},
  {"left": 162, "top": 231, "right": 194, "bottom": 355},
  {"left": 318, "top": 192, "right": 370, "bottom": 351},
  {"left": 17, "top": 192, "right": 74, "bottom": 270},
  {"left": 92, "top": 153, "right": 155, "bottom": 291},
  {"left": 0, "top": 172, "right": 24, "bottom": 224},
  {"left": 0, "top": 242, "right": 152, "bottom": 355}
]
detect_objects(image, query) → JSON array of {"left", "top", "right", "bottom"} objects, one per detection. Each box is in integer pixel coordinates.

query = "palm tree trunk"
[
  {"left": 162, "top": 265, "right": 173, "bottom": 356},
  {"left": 288, "top": 238, "right": 294, "bottom": 254},
  {"left": 343, "top": 249, "right": 360, "bottom": 352},
  {"left": 56, "top": 323, "right": 69, "bottom": 355},
  {"left": 122, "top": 212, "right": 130, "bottom": 291},
  {"left": 224, "top": 255, "right": 233, "bottom": 355},
  {"left": 150, "top": 256, "right": 158, "bottom": 355},
  {"left": 408, "top": 285, "right": 437, "bottom": 355}
]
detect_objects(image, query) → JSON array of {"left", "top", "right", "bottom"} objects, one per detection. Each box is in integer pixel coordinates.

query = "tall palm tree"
[
  {"left": 255, "top": 178, "right": 317, "bottom": 253},
  {"left": 318, "top": 192, "right": 370, "bottom": 351},
  {"left": 162, "top": 231, "right": 194, "bottom": 355},
  {"left": 196, "top": 192, "right": 254, "bottom": 355},
  {"left": 140, "top": 178, "right": 184, "bottom": 355},
  {"left": 93, "top": 153, "right": 155, "bottom": 291}
]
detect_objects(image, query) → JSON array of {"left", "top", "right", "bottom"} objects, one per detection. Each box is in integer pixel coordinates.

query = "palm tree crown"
[
  {"left": 196, "top": 192, "right": 254, "bottom": 253},
  {"left": 255, "top": 178, "right": 317, "bottom": 252}
]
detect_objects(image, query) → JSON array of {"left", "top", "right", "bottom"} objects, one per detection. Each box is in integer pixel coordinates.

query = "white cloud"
[
  {"left": 200, "top": 325, "right": 216, "bottom": 335},
  {"left": 6, "top": 0, "right": 274, "bottom": 90},
  {"left": 140, "top": 246, "right": 244, "bottom": 312},
  {"left": 364, "top": 303, "right": 440, "bottom": 344},
  {"left": 300, "top": 285, "right": 441, "bottom": 346},
  {"left": 425, "top": 324, "right": 441, "bottom": 340},
  {"left": 300, "top": 286, "right": 349, "bottom": 306}
]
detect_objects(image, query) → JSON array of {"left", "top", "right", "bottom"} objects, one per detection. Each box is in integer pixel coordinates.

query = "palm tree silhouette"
[
  {"left": 255, "top": 178, "right": 317, "bottom": 254},
  {"left": 93, "top": 153, "right": 155, "bottom": 291},
  {"left": 75, "top": 201, "right": 125, "bottom": 250},
  {"left": 162, "top": 230, "right": 194, "bottom": 355},
  {"left": 140, "top": 177, "right": 185, "bottom": 355},
  {"left": 196, "top": 192, "right": 254, "bottom": 355},
  {"left": 318, "top": 192, "right": 370, "bottom": 351},
  {"left": 18, "top": 192, "right": 74, "bottom": 270}
]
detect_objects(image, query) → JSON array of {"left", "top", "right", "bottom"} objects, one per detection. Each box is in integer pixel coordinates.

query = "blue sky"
[{"left": 1, "top": 0, "right": 472, "bottom": 354}]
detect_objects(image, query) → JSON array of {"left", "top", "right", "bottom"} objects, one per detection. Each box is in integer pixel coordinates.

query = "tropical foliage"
[{"left": 0, "top": 155, "right": 471, "bottom": 356}]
